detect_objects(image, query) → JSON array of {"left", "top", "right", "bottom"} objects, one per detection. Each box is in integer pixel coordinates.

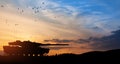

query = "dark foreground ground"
[{"left": 0, "top": 49, "right": 120, "bottom": 64}]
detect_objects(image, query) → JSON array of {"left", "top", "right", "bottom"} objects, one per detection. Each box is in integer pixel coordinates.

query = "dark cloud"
[
  {"left": 44, "top": 39, "right": 74, "bottom": 43},
  {"left": 89, "top": 29, "right": 120, "bottom": 50},
  {"left": 48, "top": 47, "right": 72, "bottom": 50},
  {"left": 69, "top": 29, "right": 120, "bottom": 50},
  {"left": 44, "top": 29, "right": 120, "bottom": 50},
  {"left": 76, "top": 39, "right": 90, "bottom": 43},
  {"left": 44, "top": 39, "right": 90, "bottom": 44}
]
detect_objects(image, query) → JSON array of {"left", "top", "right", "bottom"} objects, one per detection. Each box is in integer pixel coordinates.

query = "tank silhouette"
[{"left": 3, "top": 40, "right": 68, "bottom": 56}]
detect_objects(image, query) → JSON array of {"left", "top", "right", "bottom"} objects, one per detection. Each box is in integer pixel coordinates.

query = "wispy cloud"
[{"left": 1, "top": 0, "right": 119, "bottom": 39}]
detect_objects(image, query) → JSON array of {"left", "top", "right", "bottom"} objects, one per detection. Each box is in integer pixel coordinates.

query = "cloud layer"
[
  {"left": 44, "top": 29, "right": 120, "bottom": 51},
  {"left": 1, "top": 0, "right": 120, "bottom": 39}
]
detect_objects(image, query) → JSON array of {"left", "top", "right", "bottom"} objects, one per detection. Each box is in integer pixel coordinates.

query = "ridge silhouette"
[
  {"left": 0, "top": 49, "right": 120, "bottom": 64},
  {"left": 1, "top": 40, "right": 120, "bottom": 64}
]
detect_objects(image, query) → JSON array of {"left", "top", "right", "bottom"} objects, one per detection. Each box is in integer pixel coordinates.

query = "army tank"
[{"left": 3, "top": 40, "right": 68, "bottom": 56}]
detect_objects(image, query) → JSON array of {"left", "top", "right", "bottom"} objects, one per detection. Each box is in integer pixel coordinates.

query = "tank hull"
[{"left": 3, "top": 46, "right": 49, "bottom": 56}]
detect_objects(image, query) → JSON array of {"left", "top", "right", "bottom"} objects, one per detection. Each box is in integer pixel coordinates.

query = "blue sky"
[{"left": 0, "top": 0, "right": 120, "bottom": 55}]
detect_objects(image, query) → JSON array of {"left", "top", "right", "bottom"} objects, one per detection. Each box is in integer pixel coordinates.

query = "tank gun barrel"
[{"left": 8, "top": 40, "right": 69, "bottom": 46}]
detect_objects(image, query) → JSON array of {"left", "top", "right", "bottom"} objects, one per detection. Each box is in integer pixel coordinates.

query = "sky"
[{"left": 0, "top": 0, "right": 120, "bottom": 55}]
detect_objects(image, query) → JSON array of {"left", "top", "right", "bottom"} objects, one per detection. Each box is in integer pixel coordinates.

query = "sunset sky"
[{"left": 0, "top": 0, "right": 120, "bottom": 55}]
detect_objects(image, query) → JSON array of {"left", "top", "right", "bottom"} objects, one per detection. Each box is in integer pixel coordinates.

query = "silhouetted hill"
[{"left": 0, "top": 49, "right": 120, "bottom": 64}]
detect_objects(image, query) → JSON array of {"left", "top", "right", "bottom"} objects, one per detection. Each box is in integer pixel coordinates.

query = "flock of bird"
[
  {"left": 0, "top": 2, "right": 44, "bottom": 24},
  {"left": 0, "top": 1, "right": 61, "bottom": 29},
  {"left": 0, "top": 1, "right": 59, "bottom": 35}
]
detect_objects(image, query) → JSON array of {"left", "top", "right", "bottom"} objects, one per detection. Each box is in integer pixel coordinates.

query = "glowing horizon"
[{"left": 0, "top": 0, "right": 120, "bottom": 55}]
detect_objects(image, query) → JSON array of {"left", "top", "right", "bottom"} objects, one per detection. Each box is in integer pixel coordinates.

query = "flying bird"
[
  {"left": 21, "top": 10, "right": 24, "bottom": 12},
  {"left": 1, "top": 5, "right": 4, "bottom": 7},
  {"left": 42, "top": 2, "right": 45, "bottom": 4},
  {"left": 18, "top": 8, "right": 19, "bottom": 10},
  {"left": 15, "top": 24, "right": 19, "bottom": 26}
]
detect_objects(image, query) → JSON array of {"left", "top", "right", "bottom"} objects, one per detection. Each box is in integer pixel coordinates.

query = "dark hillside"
[{"left": 0, "top": 49, "right": 120, "bottom": 64}]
